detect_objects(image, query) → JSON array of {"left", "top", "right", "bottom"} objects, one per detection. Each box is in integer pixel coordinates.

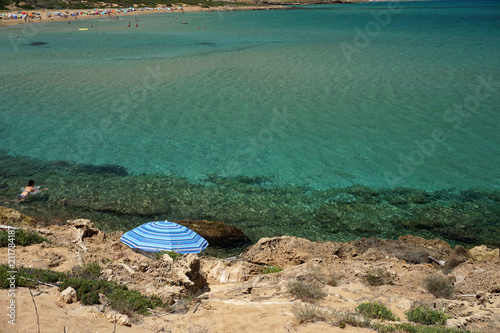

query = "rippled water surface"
[{"left": 1, "top": 1, "right": 499, "bottom": 254}]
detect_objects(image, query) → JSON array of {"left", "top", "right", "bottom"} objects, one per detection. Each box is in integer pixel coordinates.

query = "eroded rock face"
[
  {"left": 241, "top": 236, "right": 341, "bottom": 268},
  {"left": 102, "top": 252, "right": 208, "bottom": 304},
  {"left": 241, "top": 235, "right": 472, "bottom": 271},
  {"left": 67, "top": 219, "right": 100, "bottom": 238},
  {"left": 175, "top": 220, "right": 250, "bottom": 248},
  {"left": 201, "top": 257, "right": 263, "bottom": 284},
  {"left": 0, "top": 205, "right": 35, "bottom": 227},
  {"left": 347, "top": 236, "right": 471, "bottom": 270}
]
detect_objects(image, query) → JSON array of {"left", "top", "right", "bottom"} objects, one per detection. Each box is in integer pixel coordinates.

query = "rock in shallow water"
[{"left": 175, "top": 220, "right": 250, "bottom": 248}]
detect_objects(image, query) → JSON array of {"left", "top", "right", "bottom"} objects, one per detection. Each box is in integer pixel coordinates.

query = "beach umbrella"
[{"left": 120, "top": 221, "right": 208, "bottom": 254}]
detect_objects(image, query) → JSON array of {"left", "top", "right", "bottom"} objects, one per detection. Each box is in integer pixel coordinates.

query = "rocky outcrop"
[
  {"left": 241, "top": 235, "right": 471, "bottom": 272},
  {"left": 348, "top": 235, "right": 471, "bottom": 270},
  {"left": 201, "top": 257, "right": 263, "bottom": 284},
  {"left": 60, "top": 287, "right": 77, "bottom": 303},
  {"left": 241, "top": 236, "right": 341, "bottom": 268},
  {"left": 102, "top": 252, "right": 208, "bottom": 303},
  {"left": 469, "top": 245, "right": 500, "bottom": 262},
  {"left": 0, "top": 205, "right": 36, "bottom": 227},
  {"left": 67, "top": 218, "right": 100, "bottom": 239}
]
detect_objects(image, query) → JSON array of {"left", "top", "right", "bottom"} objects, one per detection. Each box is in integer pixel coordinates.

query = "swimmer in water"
[{"left": 17, "top": 179, "right": 47, "bottom": 201}]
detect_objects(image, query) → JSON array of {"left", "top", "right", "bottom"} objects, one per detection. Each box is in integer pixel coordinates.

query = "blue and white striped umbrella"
[{"left": 120, "top": 221, "right": 208, "bottom": 254}]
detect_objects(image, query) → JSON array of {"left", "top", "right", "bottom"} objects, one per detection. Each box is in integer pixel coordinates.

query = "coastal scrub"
[
  {"left": 0, "top": 264, "right": 165, "bottom": 315},
  {"left": 0, "top": 228, "right": 49, "bottom": 247}
]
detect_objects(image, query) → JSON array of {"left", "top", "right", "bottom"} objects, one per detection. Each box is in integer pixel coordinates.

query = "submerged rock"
[
  {"left": 175, "top": 220, "right": 250, "bottom": 248},
  {"left": 0, "top": 205, "right": 36, "bottom": 227}
]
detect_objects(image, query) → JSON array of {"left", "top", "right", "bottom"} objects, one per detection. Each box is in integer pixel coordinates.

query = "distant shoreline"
[
  {"left": 0, "top": 4, "right": 288, "bottom": 27},
  {"left": 0, "top": 1, "right": 421, "bottom": 27}
]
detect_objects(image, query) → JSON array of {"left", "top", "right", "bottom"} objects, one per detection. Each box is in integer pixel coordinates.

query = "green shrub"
[
  {"left": 424, "top": 275, "right": 454, "bottom": 299},
  {"left": 356, "top": 302, "right": 397, "bottom": 321},
  {"left": 108, "top": 288, "right": 163, "bottom": 315},
  {"left": 405, "top": 306, "right": 450, "bottom": 325},
  {"left": 375, "top": 322, "right": 472, "bottom": 333},
  {"left": 59, "top": 277, "right": 113, "bottom": 304},
  {"left": 156, "top": 250, "right": 182, "bottom": 260},
  {"left": 0, "top": 0, "right": 9, "bottom": 10},
  {"left": 21, "top": 267, "right": 65, "bottom": 284},
  {"left": 81, "top": 291, "right": 100, "bottom": 305},
  {"left": 19, "top": 4, "right": 35, "bottom": 9},
  {"left": 364, "top": 268, "right": 393, "bottom": 286},
  {"left": 0, "top": 265, "right": 65, "bottom": 288},
  {"left": 0, "top": 229, "right": 49, "bottom": 247},
  {"left": 58, "top": 263, "right": 164, "bottom": 314},
  {"left": 69, "top": 262, "right": 102, "bottom": 280},
  {"left": 262, "top": 265, "right": 283, "bottom": 274},
  {"left": 287, "top": 279, "right": 326, "bottom": 303}
]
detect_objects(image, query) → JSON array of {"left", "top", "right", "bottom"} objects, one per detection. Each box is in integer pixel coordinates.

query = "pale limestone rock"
[
  {"left": 200, "top": 257, "right": 261, "bottom": 284},
  {"left": 396, "top": 299, "right": 413, "bottom": 311},
  {"left": 110, "top": 313, "right": 131, "bottom": 327},
  {"left": 446, "top": 318, "right": 467, "bottom": 329},
  {"left": 161, "top": 253, "right": 174, "bottom": 263},
  {"left": 60, "top": 287, "right": 77, "bottom": 303},
  {"left": 469, "top": 245, "right": 499, "bottom": 262}
]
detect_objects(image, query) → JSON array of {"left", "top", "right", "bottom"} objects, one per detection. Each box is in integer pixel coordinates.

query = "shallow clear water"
[{"left": 1, "top": 1, "right": 499, "bottom": 253}]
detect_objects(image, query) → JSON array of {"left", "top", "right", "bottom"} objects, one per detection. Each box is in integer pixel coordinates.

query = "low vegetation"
[
  {"left": 375, "top": 323, "right": 471, "bottom": 333},
  {"left": 262, "top": 265, "right": 283, "bottom": 274},
  {"left": 0, "top": 228, "right": 50, "bottom": 247},
  {"left": 291, "top": 303, "right": 370, "bottom": 328},
  {"left": 287, "top": 279, "right": 326, "bottom": 303},
  {"left": 355, "top": 302, "right": 398, "bottom": 321},
  {"left": 0, "top": 0, "right": 9, "bottom": 10},
  {"left": 291, "top": 302, "right": 469, "bottom": 332},
  {"left": 0, "top": 263, "right": 165, "bottom": 316},
  {"left": 424, "top": 275, "right": 455, "bottom": 299},
  {"left": 308, "top": 267, "right": 341, "bottom": 286},
  {"left": 156, "top": 250, "right": 182, "bottom": 261},
  {"left": 405, "top": 306, "right": 451, "bottom": 326},
  {"left": 291, "top": 303, "right": 332, "bottom": 324}
]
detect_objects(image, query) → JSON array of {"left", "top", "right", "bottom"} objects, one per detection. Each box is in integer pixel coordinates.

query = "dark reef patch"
[{"left": 1, "top": 151, "right": 499, "bottom": 257}]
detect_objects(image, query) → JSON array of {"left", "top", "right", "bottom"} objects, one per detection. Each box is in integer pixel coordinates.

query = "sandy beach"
[{"left": 0, "top": 5, "right": 285, "bottom": 27}]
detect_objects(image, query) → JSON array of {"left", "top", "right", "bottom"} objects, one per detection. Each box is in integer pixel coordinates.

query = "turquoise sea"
[{"left": 1, "top": 1, "right": 499, "bottom": 255}]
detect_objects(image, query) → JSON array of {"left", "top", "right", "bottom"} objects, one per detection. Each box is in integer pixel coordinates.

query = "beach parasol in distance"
[{"left": 120, "top": 220, "right": 208, "bottom": 254}]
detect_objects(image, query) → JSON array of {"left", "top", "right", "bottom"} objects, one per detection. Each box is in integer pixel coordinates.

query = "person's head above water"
[{"left": 28, "top": 179, "right": 35, "bottom": 186}]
